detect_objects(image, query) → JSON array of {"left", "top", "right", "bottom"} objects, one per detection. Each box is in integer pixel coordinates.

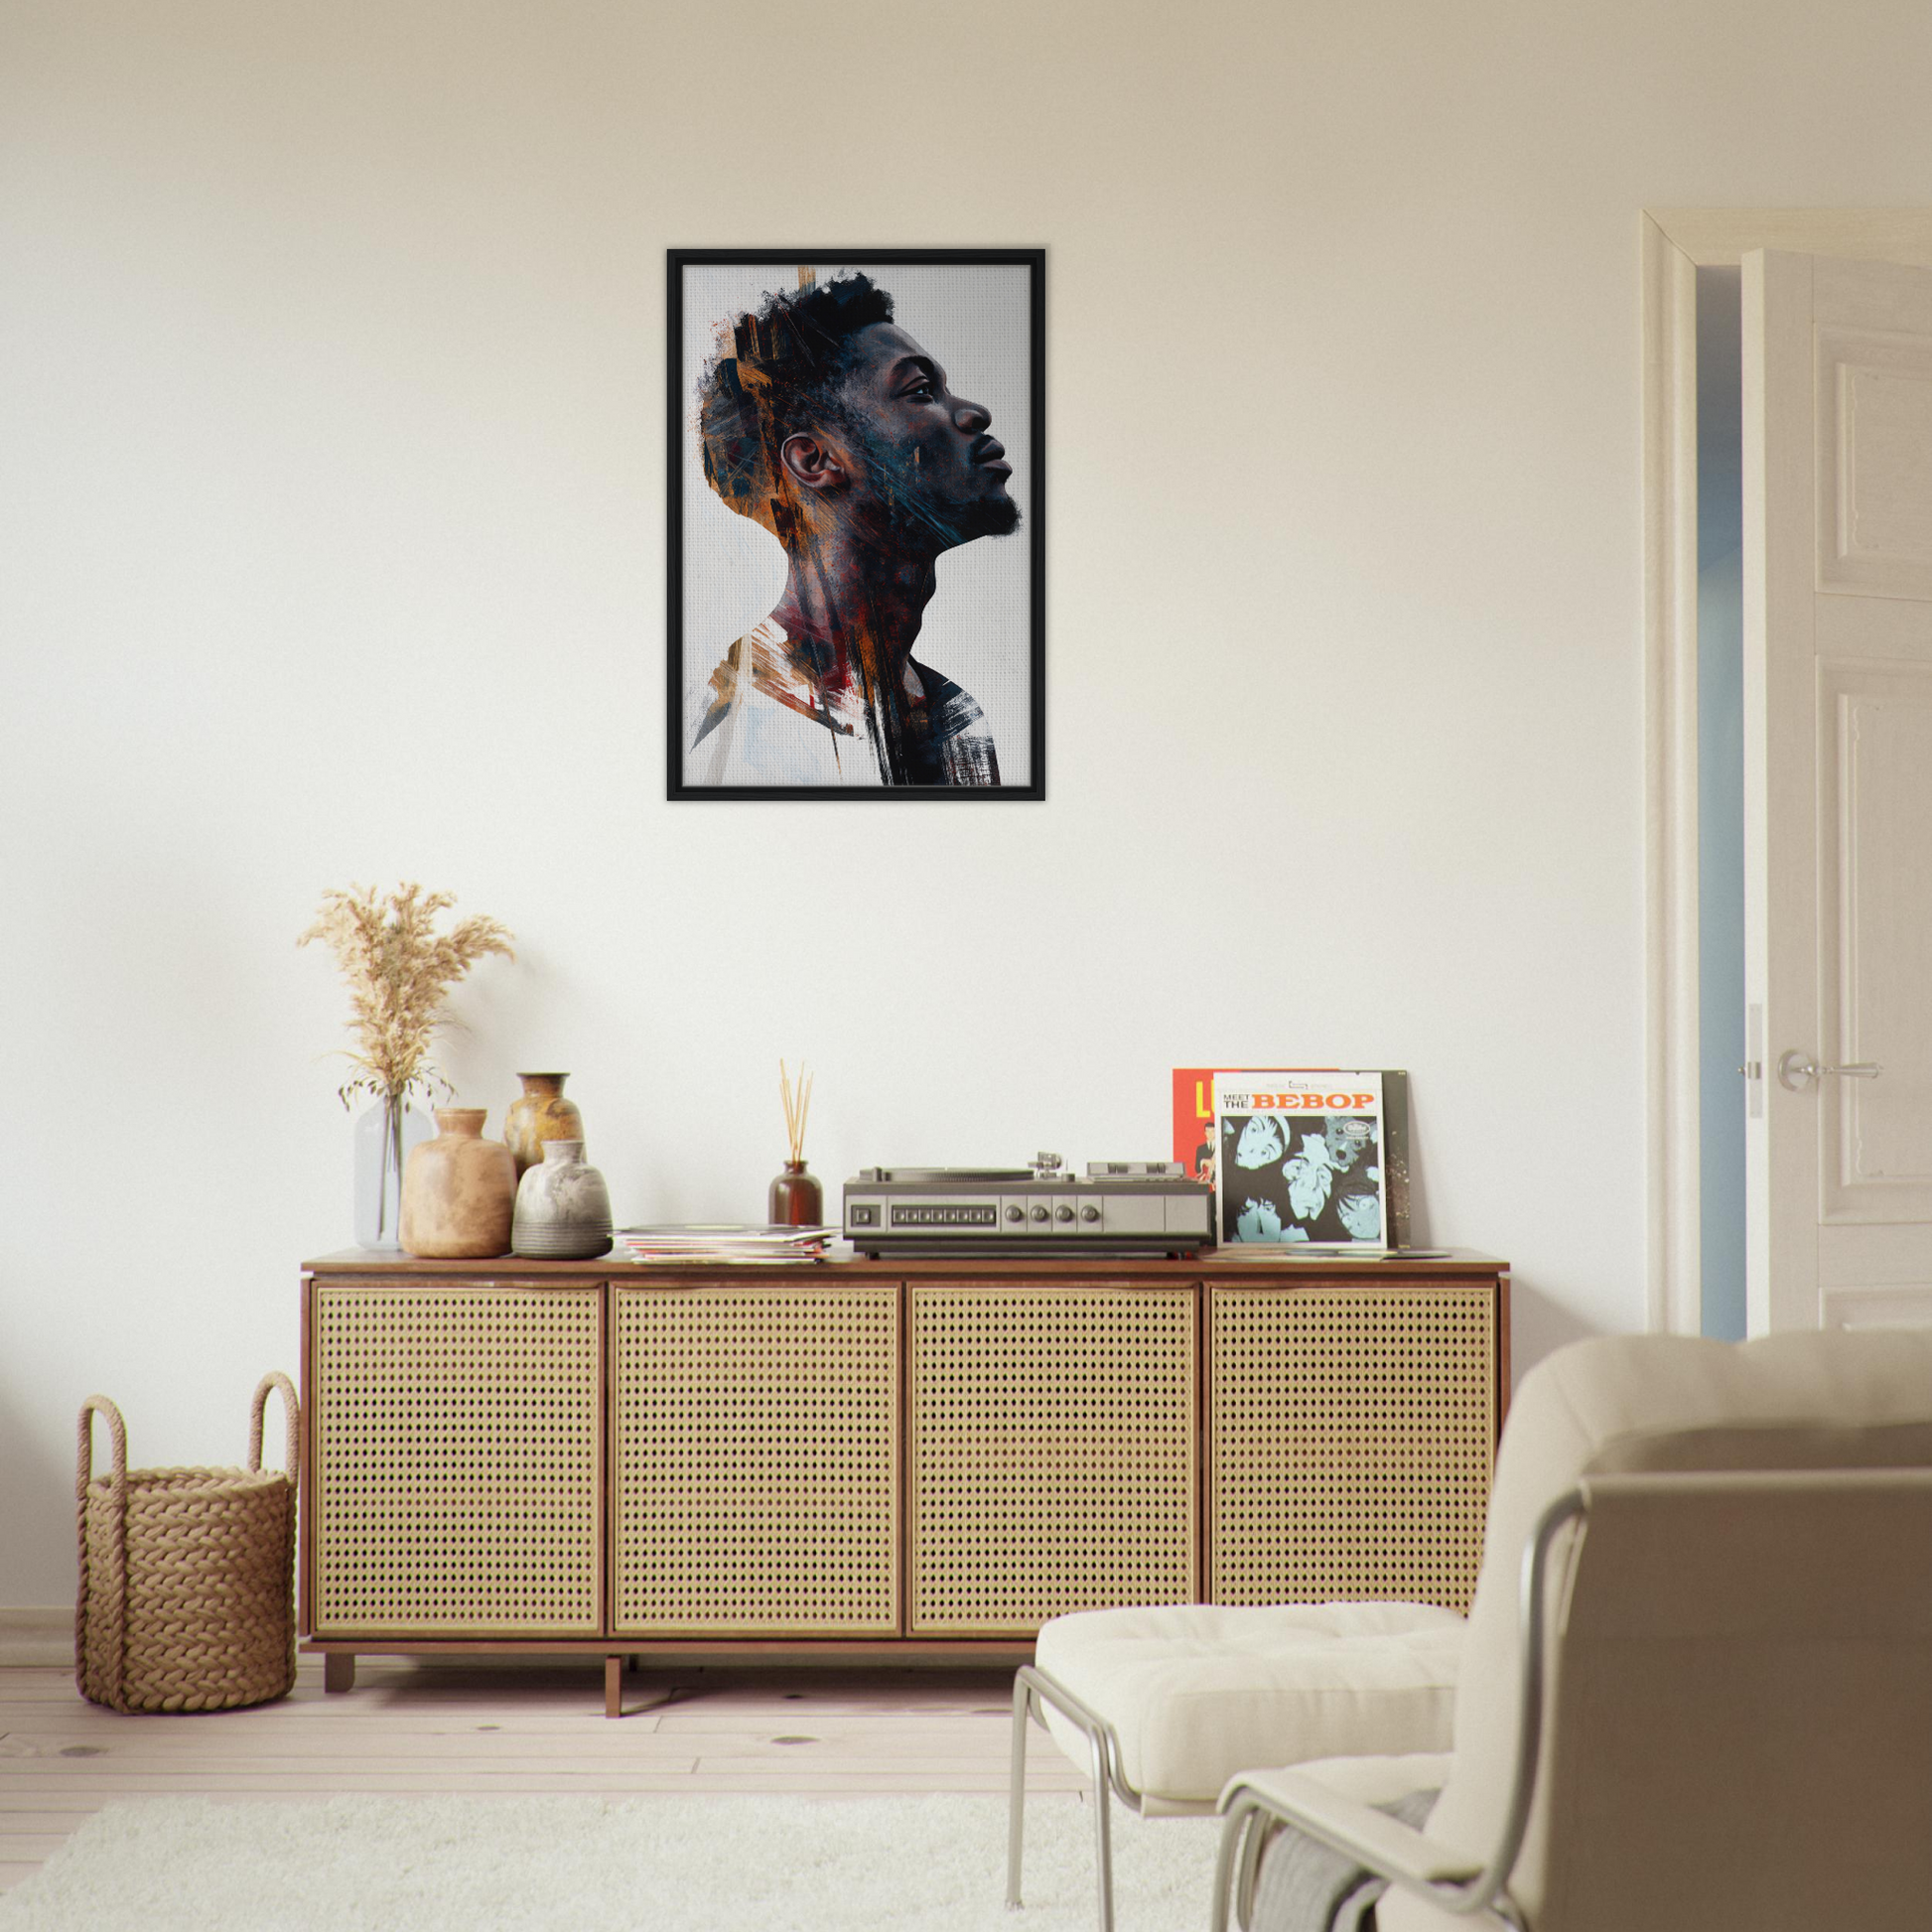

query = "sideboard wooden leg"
[
  {"left": 323, "top": 1652, "right": 355, "bottom": 1695},
  {"left": 605, "top": 1654, "right": 621, "bottom": 1719}
]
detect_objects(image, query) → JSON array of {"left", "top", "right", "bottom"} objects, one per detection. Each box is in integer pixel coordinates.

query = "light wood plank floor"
[{"left": 0, "top": 1657, "right": 1085, "bottom": 1892}]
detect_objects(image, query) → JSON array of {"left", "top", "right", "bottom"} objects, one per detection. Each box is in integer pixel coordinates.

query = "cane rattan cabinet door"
[
  {"left": 1208, "top": 1283, "right": 1495, "bottom": 1612},
  {"left": 612, "top": 1282, "right": 899, "bottom": 1635},
  {"left": 312, "top": 1282, "right": 603, "bottom": 1636},
  {"left": 908, "top": 1282, "right": 1197, "bottom": 1635}
]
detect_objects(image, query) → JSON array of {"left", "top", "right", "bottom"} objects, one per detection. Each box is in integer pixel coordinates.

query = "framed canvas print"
[{"left": 668, "top": 249, "right": 1045, "bottom": 799}]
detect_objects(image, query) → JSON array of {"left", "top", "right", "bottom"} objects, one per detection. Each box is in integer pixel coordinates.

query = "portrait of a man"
[{"left": 668, "top": 253, "right": 1043, "bottom": 797}]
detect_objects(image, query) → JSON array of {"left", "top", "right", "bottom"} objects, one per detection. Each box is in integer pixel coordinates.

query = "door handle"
[{"left": 1776, "top": 1050, "right": 1882, "bottom": 1091}]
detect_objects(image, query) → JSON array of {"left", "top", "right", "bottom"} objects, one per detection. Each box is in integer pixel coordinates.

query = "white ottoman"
[{"left": 1007, "top": 1601, "right": 1465, "bottom": 1931}]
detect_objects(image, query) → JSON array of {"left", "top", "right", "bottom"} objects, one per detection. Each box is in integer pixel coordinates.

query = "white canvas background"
[{"left": 678, "top": 260, "right": 1034, "bottom": 785}]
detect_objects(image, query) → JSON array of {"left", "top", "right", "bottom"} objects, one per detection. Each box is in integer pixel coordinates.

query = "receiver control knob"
[
  {"left": 1081, "top": 1205, "right": 1101, "bottom": 1223},
  {"left": 1055, "top": 1204, "right": 1075, "bottom": 1223},
  {"left": 1031, "top": 1205, "right": 1049, "bottom": 1223},
  {"left": 1005, "top": 1204, "right": 1024, "bottom": 1222}
]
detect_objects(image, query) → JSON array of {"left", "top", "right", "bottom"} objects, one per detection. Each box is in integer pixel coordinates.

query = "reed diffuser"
[{"left": 768, "top": 1058, "right": 823, "bottom": 1227}]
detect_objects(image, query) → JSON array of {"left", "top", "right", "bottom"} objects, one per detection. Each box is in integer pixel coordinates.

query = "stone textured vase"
[
  {"left": 512, "top": 1140, "right": 614, "bottom": 1260},
  {"left": 503, "top": 1073, "right": 586, "bottom": 1178},
  {"left": 400, "top": 1109, "right": 515, "bottom": 1258},
  {"left": 767, "top": 1160, "right": 824, "bottom": 1227}
]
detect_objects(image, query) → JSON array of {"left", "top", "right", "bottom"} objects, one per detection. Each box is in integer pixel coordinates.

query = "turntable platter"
[{"left": 876, "top": 1166, "right": 1033, "bottom": 1182}]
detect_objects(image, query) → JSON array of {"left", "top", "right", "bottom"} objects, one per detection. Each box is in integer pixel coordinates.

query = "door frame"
[{"left": 1641, "top": 209, "right": 1932, "bottom": 1334}]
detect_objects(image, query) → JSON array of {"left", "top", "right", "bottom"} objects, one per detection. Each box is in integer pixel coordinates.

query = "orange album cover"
[{"left": 1172, "top": 1067, "right": 1336, "bottom": 1182}]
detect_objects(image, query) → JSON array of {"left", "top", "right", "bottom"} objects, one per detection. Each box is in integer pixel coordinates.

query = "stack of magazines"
[{"left": 613, "top": 1224, "right": 837, "bottom": 1265}]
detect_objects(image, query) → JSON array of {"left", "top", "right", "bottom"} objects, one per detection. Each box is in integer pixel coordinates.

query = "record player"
[{"left": 844, "top": 1154, "right": 1211, "bottom": 1257}]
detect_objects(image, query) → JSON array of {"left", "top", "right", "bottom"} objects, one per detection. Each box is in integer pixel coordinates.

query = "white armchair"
[{"left": 1212, "top": 1327, "right": 1932, "bottom": 1932}]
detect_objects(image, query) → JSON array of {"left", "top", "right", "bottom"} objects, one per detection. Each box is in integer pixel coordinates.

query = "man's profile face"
[{"left": 818, "top": 322, "right": 1021, "bottom": 555}]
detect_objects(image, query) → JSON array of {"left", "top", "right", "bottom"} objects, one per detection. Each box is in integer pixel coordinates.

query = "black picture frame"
[{"left": 667, "top": 248, "right": 1045, "bottom": 801}]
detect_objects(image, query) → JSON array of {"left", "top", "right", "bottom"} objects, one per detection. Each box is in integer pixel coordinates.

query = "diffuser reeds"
[{"left": 779, "top": 1058, "right": 813, "bottom": 1164}]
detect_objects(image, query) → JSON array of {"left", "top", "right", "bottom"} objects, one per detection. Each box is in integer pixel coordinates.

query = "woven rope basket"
[{"left": 75, "top": 1373, "right": 300, "bottom": 1714}]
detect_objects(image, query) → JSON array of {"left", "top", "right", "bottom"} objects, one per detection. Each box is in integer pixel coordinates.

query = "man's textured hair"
[{"left": 698, "top": 272, "right": 896, "bottom": 536}]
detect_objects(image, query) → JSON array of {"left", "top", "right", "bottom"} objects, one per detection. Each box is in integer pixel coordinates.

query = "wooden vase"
[
  {"left": 503, "top": 1072, "right": 586, "bottom": 1178},
  {"left": 400, "top": 1109, "right": 515, "bottom": 1258}
]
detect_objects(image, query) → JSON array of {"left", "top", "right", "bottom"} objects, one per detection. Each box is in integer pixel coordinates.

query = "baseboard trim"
[{"left": 0, "top": 1606, "right": 72, "bottom": 1667}]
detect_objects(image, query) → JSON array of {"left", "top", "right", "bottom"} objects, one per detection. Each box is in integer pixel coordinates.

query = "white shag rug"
[{"left": 0, "top": 1792, "right": 1223, "bottom": 1931}]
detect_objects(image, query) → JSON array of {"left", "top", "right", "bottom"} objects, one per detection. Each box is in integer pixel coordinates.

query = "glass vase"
[
  {"left": 768, "top": 1160, "right": 824, "bottom": 1228},
  {"left": 352, "top": 1095, "right": 432, "bottom": 1250}
]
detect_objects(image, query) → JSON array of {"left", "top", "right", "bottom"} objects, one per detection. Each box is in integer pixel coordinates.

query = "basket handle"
[
  {"left": 76, "top": 1395, "right": 127, "bottom": 1504},
  {"left": 248, "top": 1371, "right": 301, "bottom": 1481},
  {"left": 74, "top": 1395, "right": 131, "bottom": 1707}
]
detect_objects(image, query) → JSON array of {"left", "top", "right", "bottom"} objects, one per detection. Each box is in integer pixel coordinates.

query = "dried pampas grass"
[{"left": 298, "top": 883, "right": 515, "bottom": 1107}]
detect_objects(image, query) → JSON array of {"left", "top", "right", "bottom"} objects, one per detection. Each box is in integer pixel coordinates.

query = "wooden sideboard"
[{"left": 300, "top": 1250, "right": 1509, "bottom": 1714}]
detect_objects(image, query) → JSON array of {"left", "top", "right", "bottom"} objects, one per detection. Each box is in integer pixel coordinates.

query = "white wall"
[{"left": 4, "top": 0, "right": 1928, "bottom": 1604}]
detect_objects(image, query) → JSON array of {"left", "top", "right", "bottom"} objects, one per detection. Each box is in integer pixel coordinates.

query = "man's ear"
[{"left": 779, "top": 432, "right": 846, "bottom": 494}]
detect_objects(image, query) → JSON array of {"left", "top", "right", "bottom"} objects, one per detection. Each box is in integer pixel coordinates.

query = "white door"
[{"left": 1744, "top": 249, "right": 1932, "bottom": 1331}]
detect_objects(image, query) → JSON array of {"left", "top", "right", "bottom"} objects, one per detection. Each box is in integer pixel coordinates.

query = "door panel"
[
  {"left": 1819, "top": 665, "right": 1932, "bottom": 1225},
  {"left": 1817, "top": 328, "right": 1932, "bottom": 597},
  {"left": 1746, "top": 249, "right": 1932, "bottom": 1330},
  {"left": 312, "top": 1283, "right": 603, "bottom": 1636},
  {"left": 1207, "top": 1284, "right": 1494, "bottom": 1613},
  {"left": 906, "top": 1282, "right": 1195, "bottom": 1635},
  {"left": 611, "top": 1282, "right": 899, "bottom": 1635}
]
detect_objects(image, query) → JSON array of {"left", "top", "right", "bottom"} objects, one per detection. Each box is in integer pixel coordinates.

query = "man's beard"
[
  {"left": 938, "top": 489, "right": 1022, "bottom": 544},
  {"left": 874, "top": 475, "right": 1021, "bottom": 552},
  {"left": 837, "top": 417, "right": 1022, "bottom": 553}
]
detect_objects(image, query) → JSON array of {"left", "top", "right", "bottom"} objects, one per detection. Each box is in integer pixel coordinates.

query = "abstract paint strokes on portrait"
[
  {"left": 687, "top": 619, "right": 856, "bottom": 786},
  {"left": 911, "top": 672, "right": 999, "bottom": 784},
  {"left": 685, "top": 620, "right": 999, "bottom": 788}
]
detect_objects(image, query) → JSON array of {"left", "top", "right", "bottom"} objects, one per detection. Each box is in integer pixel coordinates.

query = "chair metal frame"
[
  {"left": 1007, "top": 1661, "right": 1187, "bottom": 1932},
  {"left": 1208, "top": 1487, "right": 1587, "bottom": 1932}
]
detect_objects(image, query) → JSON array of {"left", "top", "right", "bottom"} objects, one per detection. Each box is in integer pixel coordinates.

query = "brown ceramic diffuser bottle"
[
  {"left": 503, "top": 1072, "right": 585, "bottom": 1177},
  {"left": 768, "top": 1059, "right": 824, "bottom": 1227},
  {"left": 400, "top": 1109, "right": 516, "bottom": 1257}
]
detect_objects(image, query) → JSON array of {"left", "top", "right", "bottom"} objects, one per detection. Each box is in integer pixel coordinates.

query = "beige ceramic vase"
[
  {"left": 503, "top": 1073, "right": 586, "bottom": 1178},
  {"left": 400, "top": 1109, "right": 515, "bottom": 1258}
]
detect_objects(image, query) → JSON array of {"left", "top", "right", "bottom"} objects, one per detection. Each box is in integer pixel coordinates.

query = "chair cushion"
[{"left": 1033, "top": 1601, "right": 1465, "bottom": 1810}]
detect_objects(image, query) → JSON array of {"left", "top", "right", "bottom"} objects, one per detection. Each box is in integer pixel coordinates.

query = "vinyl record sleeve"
[{"left": 1172, "top": 1067, "right": 1411, "bottom": 1248}]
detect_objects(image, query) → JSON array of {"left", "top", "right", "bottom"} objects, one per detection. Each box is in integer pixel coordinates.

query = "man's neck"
[{"left": 769, "top": 528, "right": 938, "bottom": 699}]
